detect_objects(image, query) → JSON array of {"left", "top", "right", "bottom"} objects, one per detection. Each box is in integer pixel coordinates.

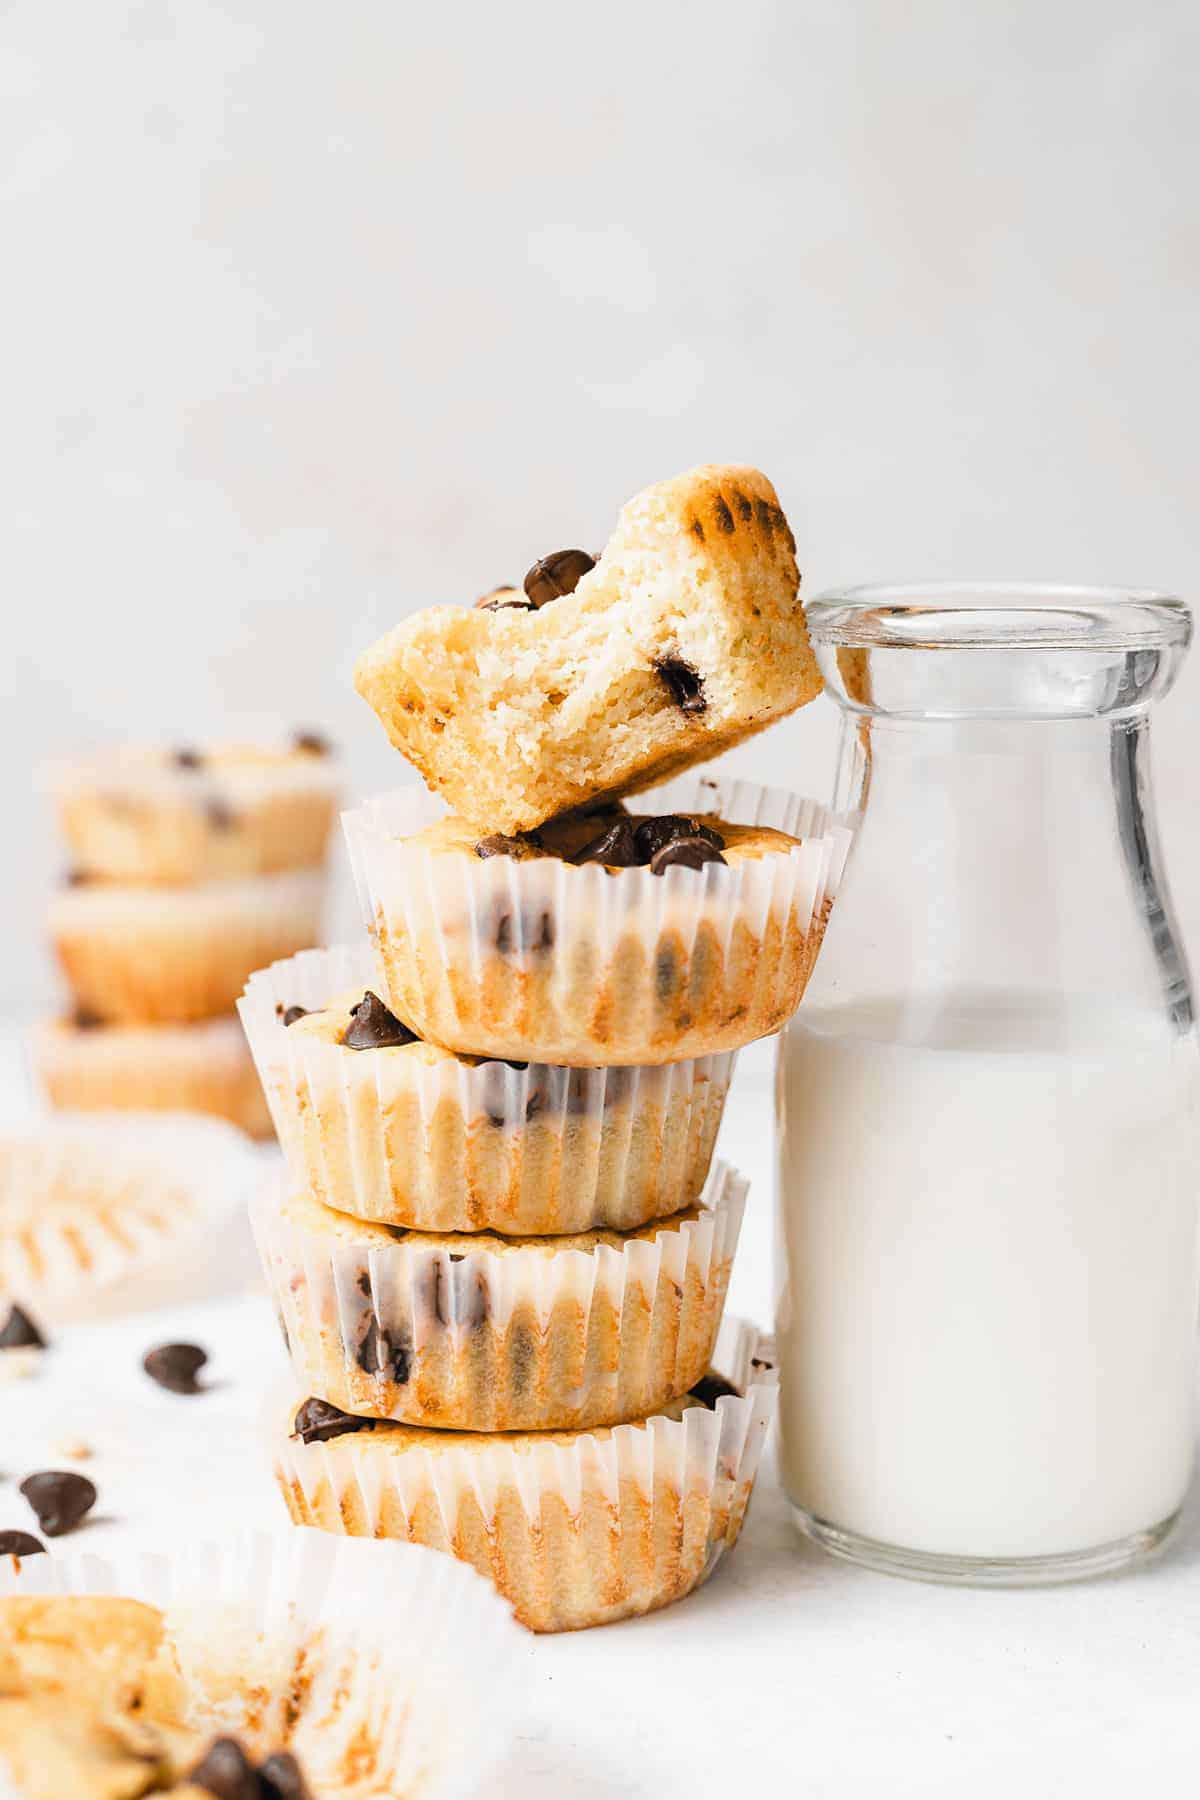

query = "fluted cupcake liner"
[
  {"left": 240, "top": 944, "right": 736, "bottom": 1233},
  {"left": 0, "top": 1113, "right": 258, "bottom": 1323},
  {"left": 0, "top": 1527, "right": 527, "bottom": 1799},
  {"left": 30, "top": 1013, "right": 273, "bottom": 1139},
  {"left": 252, "top": 1160, "right": 747, "bottom": 1431},
  {"left": 47, "top": 867, "right": 326, "bottom": 1024},
  {"left": 343, "top": 772, "right": 850, "bottom": 1065},
  {"left": 47, "top": 743, "right": 339, "bottom": 885},
  {"left": 272, "top": 1316, "right": 777, "bottom": 1633}
]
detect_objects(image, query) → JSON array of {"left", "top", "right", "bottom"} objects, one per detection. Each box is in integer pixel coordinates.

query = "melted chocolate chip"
[
  {"left": 260, "top": 1751, "right": 314, "bottom": 1800},
  {"left": 188, "top": 1736, "right": 261, "bottom": 1800},
  {"left": 649, "top": 834, "right": 726, "bottom": 875},
  {"left": 427, "top": 1259, "right": 489, "bottom": 1330},
  {"left": 343, "top": 991, "right": 418, "bottom": 1050},
  {"left": 292, "top": 1397, "right": 372, "bottom": 1445},
  {"left": 474, "top": 829, "right": 543, "bottom": 859},
  {"left": 280, "top": 1004, "right": 309, "bottom": 1027},
  {"left": 474, "top": 585, "right": 532, "bottom": 612},
  {"left": 0, "top": 1531, "right": 45, "bottom": 1558},
  {"left": 713, "top": 495, "right": 735, "bottom": 534},
  {"left": 64, "top": 867, "right": 92, "bottom": 887},
  {"left": 633, "top": 815, "right": 725, "bottom": 862},
  {"left": 689, "top": 1374, "right": 739, "bottom": 1409},
  {"left": 72, "top": 1006, "right": 105, "bottom": 1029},
  {"left": 19, "top": 1470, "right": 96, "bottom": 1537},
  {"left": 356, "top": 1316, "right": 412, "bottom": 1385},
  {"left": 205, "top": 794, "right": 236, "bottom": 831},
  {"left": 523, "top": 548, "right": 595, "bottom": 607},
  {"left": 172, "top": 747, "right": 204, "bottom": 770},
  {"left": 568, "top": 816, "right": 642, "bottom": 868},
  {"left": 653, "top": 655, "right": 707, "bottom": 714},
  {"left": 143, "top": 1342, "right": 208, "bottom": 1394},
  {"left": 292, "top": 729, "right": 332, "bottom": 756},
  {"left": 0, "top": 1305, "right": 46, "bottom": 1350},
  {"left": 494, "top": 906, "right": 555, "bottom": 956}
]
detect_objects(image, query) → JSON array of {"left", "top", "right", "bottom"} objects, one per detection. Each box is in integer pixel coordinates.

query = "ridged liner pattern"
[
  {"left": 239, "top": 943, "right": 737, "bottom": 1233},
  {"left": 0, "top": 1527, "right": 527, "bottom": 1800},
  {"left": 251, "top": 1160, "right": 747, "bottom": 1431},
  {"left": 29, "top": 1016, "right": 273, "bottom": 1138},
  {"left": 342, "top": 773, "right": 851, "bottom": 1065},
  {"left": 273, "top": 1317, "right": 777, "bottom": 1633}
]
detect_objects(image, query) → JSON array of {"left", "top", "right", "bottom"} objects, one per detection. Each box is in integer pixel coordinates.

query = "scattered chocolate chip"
[
  {"left": 343, "top": 991, "right": 418, "bottom": 1050},
  {"left": 292, "top": 729, "right": 331, "bottom": 756},
  {"left": 494, "top": 907, "right": 554, "bottom": 956},
  {"left": 0, "top": 1531, "right": 45, "bottom": 1558},
  {"left": 143, "top": 1342, "right": 208, "bottom": 1394},
  {"left": 474, "top": 585, "right": 532, "bottom": 612},
  {"left": 568, "top": 816, "right": 643, "bottom": 867},
  {"left": 633, "top": 815, "right": 725, "bottom": 862},
  {"left": 280, "top": 1004, "right": 309, "bottom": 1027},
  {"left": 172, "top": 747, "right": 204, "bottom": 770},
  {"left": 523, "top": 548, "right": 595, "bottom": 607},
  {"left": 72, "top": 1006, "right": 105, "bottom": 1029},
  {"left": 650, "top": 834, "right": 726, "bottom": 875},
  {"left": 188, "top": 1736, "right": 261, "bottom": 1800},
  {"left": 653, "top": 655, "right": 707, "bottom": 714},
  {"left": 260, "top": 1750, "right": 314, "bottom": 1800},
  {"left": 205, "top": 794, "right": 236, "bottom": 831},
  {"left": 292, "top": 1397, "right": 372, "bottom": 1445},
  {"left": 474, "top": 829, "right": 542, "bottom": 859},
  {"left": 0, "top": 1306, "right": 46, "bottom": 1350},
  {"left": 356, "top": 1317, "right": 412, "bottom": 1385},
  {"left": 19, "top": 1470, "right": 96, "bottom": 1538},
  {"left": 689, "top": 1374, "right": 739, "bottom": 1409}
]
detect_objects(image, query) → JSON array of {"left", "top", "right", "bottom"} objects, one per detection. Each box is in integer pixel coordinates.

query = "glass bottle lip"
[{"left": 806, "top": 582, "right": 1191, "bottom": 653}]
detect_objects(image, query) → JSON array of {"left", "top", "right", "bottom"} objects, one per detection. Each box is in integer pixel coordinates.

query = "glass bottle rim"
[{"left": 806, "top": 582, "right": 1191, "bottom": 652}]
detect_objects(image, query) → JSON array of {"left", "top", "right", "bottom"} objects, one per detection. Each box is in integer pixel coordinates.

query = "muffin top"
[{"left": 407, "top": 806, "right": 801, "bottom": 873}]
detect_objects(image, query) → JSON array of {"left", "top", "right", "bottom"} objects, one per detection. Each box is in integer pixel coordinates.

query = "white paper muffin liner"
[
  {"left": 0, "top": 1526, "right": 526, "bottom": 1799},
  {"left": 47, "top": 867, "right": 327, "bottom": 1024},
  {"left": 0, "top": 1113, "right": 259, "bottom": 1323},
  {"left": 47, "top": 743, "right": 340, "bottom": 885},
  {"left": 343, "top": 772, "right": 850, "bottom": 1064},
  {"left": 239, "top": 943, "right": 737, "bottom": 1232},
  {"left": 252, "top": 1159, "right": 747, "bottom": 1431},
  {"left": 29, "top": 1014, "right": 273, "bottom": 1139},
  {"left": 273, "top": 1316, "right": 777, "bottom": 1633}
]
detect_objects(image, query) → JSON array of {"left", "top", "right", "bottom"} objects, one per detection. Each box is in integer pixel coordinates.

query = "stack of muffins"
[
  {"left": 242, "top": 464, "right": 843, "bottom": 1630},
  {"left": 33, "top": 738, "right": 338, "bottom": 1138}
]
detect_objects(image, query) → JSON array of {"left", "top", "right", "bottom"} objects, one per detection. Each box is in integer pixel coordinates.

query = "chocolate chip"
[
  {"left": 188, "top": 1736, "right": 261, "bottom": 1800},
  {"left": 292, "top": 1397, "right": 372, "bottom": 1445},
  {"left": 655, "top": 940, "right": 682, "bottom": 1000},
  {"left": 143, "top": 1342, "right": 208, "bottom": 1394},
  {"left": 72, "top": 1006, "right": 105, "bottom": 1029},
  {"left": 633, "top": 815, "right": 725, "bottom": 862},
  {"left": 474, "top": 585, "right": 532, "bottom": 612},
  {"left": 356, "top": 1317, "right": 412, "bottom": 1385},
  {"left": 280, "top": 1004, "right": 308, "bottom": 1027},
  {"left": 0, "top": 1305, "right": 46, "bottom": 1350},
  {"left": 649, "top": 834, "right": 726, "bottom": 875},
  {"left": 64, "top": 867, "right": 92, "bottom": 887},
  {"left": 260, "top": 1751, "right": 314, "bottom": 1800},
  {"left": 713, "top": 495, "right": 735, "bottom": 534},
  {"left": 19, "top": 1471, "right": 96, "bottom": 1537},
  {"left": 292, "top": 729, "right": 331, "bottom": 756},
  {"left": 653, "top": 655, "right": 707, "bottom": 714},
  {"left": 689, "top": 1374, "right": 739, "bottom": 1409},
  {"left": 494, "top": 907, "right": 554, "bottom": 955},
  {"left": 172, "top": 747, "right": 204, "bottom": 770},
  {"left": 474, "top": 830, "right": 543, "bottom": 859},
  {"left": 568, "top": 816, "right": 643, "bottom": 867},
  {"left": 205, "top": 793, "right": 236, "bottom": 831},
  {"left": 428, "top": 1260, "right": 489, "bottom": 1329},
  {"left": 0, "top": 1532, "right": 45, "bottom": 1558},
  {"left": 523, "top": 548, "right": 595, "bottom": 607},
  {"left": 343, "top": 991, "right": 418, "bottom": 1050}
]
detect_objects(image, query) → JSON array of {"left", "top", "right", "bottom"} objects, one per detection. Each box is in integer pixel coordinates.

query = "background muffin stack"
[
  {"left": 32, "top": 738, "right": 338, "bottom": 1138},
  {"left": 244, "top": 464, "right": 842, "bottom": 1630}
]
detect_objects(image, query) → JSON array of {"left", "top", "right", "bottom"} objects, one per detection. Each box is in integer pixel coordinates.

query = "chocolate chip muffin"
[
  {"left": 354, "top": 464, "right": 821, "bottom": 836},
  {"left": 251, "top": 1162, "right": 746, "bottom": 1431},
  {"left": 47, "top": 868, "right": 325, "bottom": 1025},
  {"left": 274, "top": 1320, "right": 777, "bottom": 1633},
  {"left": 49, "top": 738, "right": 339, "bottom": 887},
  {"left": 344, "top": 775, "right": 843, "bottom": 1065},
  {"left": 31, "top": 1014, "right": 273, "bottom": 1139},
  {"left": 239, "top": 946, "right": 736, "bottom": 1232}
]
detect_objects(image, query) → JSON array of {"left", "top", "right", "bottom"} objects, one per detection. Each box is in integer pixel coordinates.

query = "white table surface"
[{"left": 3, "top": 1042, "right": 1197, "bottom": 1797}]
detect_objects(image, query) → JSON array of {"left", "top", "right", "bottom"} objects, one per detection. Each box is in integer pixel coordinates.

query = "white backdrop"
[{"left": 2, "top": 0, "right": 1197, "bottom": 1014}]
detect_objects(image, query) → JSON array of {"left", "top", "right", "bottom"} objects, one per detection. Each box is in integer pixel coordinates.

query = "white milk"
[{"left": 776, "top": 996, "right": 1200, "bottom": 1560}]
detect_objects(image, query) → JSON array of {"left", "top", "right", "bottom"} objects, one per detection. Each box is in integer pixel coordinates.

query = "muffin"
[
  {"left": 274, "top": 1319, "right": 777, "bottom": 1633},
  {"left": 239, "top": 945, "right": 736, "bottom": 1232},
  {"left": 49, "top": 738, "right": 338, "bottom": 886},
  {"left": 354, "top": 464, "right": 821, "bottom": 835},
  {"left": 31, "top": 1014, "right": 272, "bottom": 1139},
  {"left": 48, "top": 868, "right": 326, "bottom": 1025},
  {"left": 252, "top": 1162, "right": 746, "bottom": 1431},
  {"left": 344, "top": 774, "right": 844, "bottom": 1065}
]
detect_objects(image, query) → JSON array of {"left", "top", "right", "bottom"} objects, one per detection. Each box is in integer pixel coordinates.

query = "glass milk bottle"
[{"left": 776, "top": 585, "right": 1199, "bottom": 1583}]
